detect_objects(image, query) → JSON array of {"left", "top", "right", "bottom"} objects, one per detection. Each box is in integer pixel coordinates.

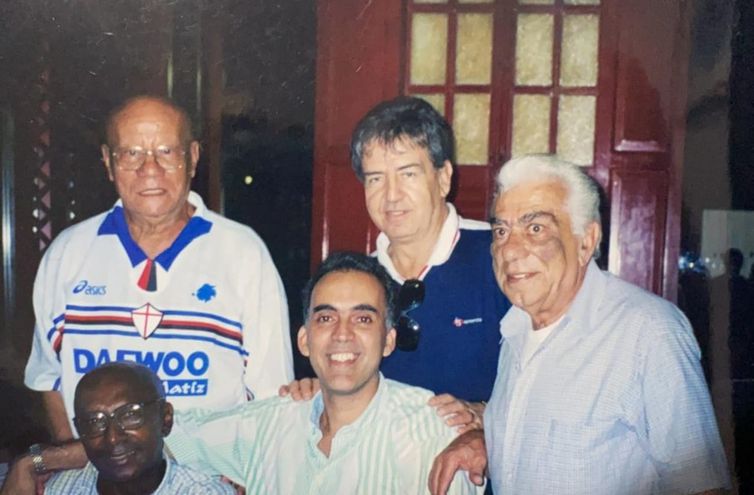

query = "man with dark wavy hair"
[{"left": 285, "top": 97, "right": 510, "bottom": 433}]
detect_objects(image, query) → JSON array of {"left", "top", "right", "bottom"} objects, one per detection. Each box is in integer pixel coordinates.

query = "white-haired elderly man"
[{"left": 429, "top": 155, "right": 730, "bottom": 495}]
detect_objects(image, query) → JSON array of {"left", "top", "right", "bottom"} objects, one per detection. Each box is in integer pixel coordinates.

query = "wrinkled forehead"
[
  {"left": 362, "top": 134, "right": 427, "bottom": 159},
  {"left": 494, "top": 180, "right": 569, "bottom": 221},
  {"left": 109, "top": 100, "right": 188, "bottom": 146},
  {"left": 75, "top": 371, "right": 156, "bottom": 413},
  {"left": 310, "top": 270, "right": 387, "bottom": 313}
]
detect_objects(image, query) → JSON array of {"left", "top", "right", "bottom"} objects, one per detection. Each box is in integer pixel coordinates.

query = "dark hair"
[
  {"left": 350, "top": 96, "right": 454, "bottom": 181},
  {"left": 302, "top": 251, "right": 397, "bottom": 328},
  {"left": 74, "top": 361, "right": 165, "bottom": 411},
  {"left": 105, "top": 95, "right": 194, "bottom": 147}
]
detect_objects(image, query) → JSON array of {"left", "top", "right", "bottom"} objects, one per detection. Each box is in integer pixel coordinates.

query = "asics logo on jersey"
[
  {"left": 73, "top": 348, "right": 210, "bottom": 397},
  {"left": 72, "top": 280, "right": 107, "bottom": 296}
]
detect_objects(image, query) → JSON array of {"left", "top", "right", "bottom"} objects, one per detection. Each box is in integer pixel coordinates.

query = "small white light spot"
[{"left": 244, "top": 175, "right": 253, "bottom": 185}]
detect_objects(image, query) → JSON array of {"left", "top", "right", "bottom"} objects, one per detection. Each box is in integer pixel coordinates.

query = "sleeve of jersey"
[
  {"left": 167, "top": 404, "right": 259, "bottom": 486},
  {"left": 240, "top": 241, "right": 293, "bottom": 400},
  {"left": 24, "top": 241, "right": 66, "bottom": 391}
]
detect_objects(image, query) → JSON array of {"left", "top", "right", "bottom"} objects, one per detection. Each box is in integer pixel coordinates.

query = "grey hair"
[{"left": 495, "top": 154, "right": 602, "bottom": 258}]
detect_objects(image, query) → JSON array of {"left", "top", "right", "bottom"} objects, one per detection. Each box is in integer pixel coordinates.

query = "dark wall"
[{"left": 0, "top": 0, "right": 316, "bottom": 381}]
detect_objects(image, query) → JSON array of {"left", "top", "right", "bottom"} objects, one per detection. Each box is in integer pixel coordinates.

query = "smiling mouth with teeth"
[
  {"left": 508, "top": 272, "right": 535, "bottom": 281},
  {"left": 329, "top": 352, "right": 357, "bottom": 362}
]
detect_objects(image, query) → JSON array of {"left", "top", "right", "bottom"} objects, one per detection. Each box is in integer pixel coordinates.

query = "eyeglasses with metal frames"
[
  {"left": 111, "top": 145, "right": 187, "bottom": 171},
  {"left": 74, "top": 398, "right": 164, "bottom": 438}
]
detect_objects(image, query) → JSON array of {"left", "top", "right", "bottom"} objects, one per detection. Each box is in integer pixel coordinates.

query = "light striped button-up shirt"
[
  {"left": 44, "top": 455, "right": 234, "bottom": 494},
  {"left": 167, "top": 376, "right": 479, "bottom": 495},
  {"left": 484, "top": 260, "right": 730, "bottom": 494}
]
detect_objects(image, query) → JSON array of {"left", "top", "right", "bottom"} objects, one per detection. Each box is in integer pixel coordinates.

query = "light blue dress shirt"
[
  {"left": 44, "top": 455, "right": 234, "bottom": 494},
  {"left": 168, "top": 376, "right": 480, "bottom": 494},
  {"left": 484, "top": 261, "right": 730, "bottom": 494}
]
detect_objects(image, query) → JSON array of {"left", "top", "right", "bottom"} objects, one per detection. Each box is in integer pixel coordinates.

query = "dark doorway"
[{"left": 681, "top": 0, "right": 754, "bottom": 489}]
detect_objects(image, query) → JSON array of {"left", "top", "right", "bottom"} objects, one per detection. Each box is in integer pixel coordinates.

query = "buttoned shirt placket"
[
  {"left": 302, "top": 384, "right": 384, "bottom": 494},
  {"left": 499, "top": 320, "right": 564, "bottom": 490}
]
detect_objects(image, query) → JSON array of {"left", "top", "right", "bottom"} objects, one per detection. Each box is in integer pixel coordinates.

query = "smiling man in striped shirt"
[{"left": 167, "top": 252, "right": 480, "bottom": 494}]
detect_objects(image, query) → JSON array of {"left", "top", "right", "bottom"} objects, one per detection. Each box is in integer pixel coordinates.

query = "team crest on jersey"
[
  {"left": 131, "top": 303, "right": 164, "bottom": 339},
  {"left": 193, "top": 283, "right": 217, "bottom": 302}
]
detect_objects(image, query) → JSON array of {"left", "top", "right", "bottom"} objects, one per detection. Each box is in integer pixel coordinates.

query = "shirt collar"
[
  {"left": 561, "top": 259, "right": 607, "bottom": 336},
  {"left": 97, "top": 191, "right": 212, "bottom": 270},
  {"left": 375, "top": 203, "right": 460, "bottom": 282},
  {"left": 308, "top": 373, "right": 387, "bottom": 435},
  {"left": 499, "top": 260, "right": 606, "bottom": 347}
]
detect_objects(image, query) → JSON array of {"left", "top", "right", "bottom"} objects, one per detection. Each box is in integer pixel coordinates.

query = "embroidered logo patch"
[
  {"left": 453, "top": 317, "right": 483, "bottom": 328},
  {"left": 194, "top": 283, "right": 217, "bottom": 302},
  {"left": 131, "top": 303, "right": 164, "bottom": 339}
]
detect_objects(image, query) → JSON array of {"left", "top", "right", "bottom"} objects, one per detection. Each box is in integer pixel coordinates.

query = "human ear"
[
  {"left": 161, "top": 402, "right": 174, "bottom": 436},
  {"left": 101, "top": 145, "right": 115, "bottom": 182},
  {"left": 382, "top": 328, "right": 397, "bottom": 357},
  {"left": 297, "top": 326, "right": 310, "bottom": 357},
  {"left": 188, "top": 141, "right": 200, "bottom": 178},
  {"left": 578, "top": 221, "right": 601, "bottom": 265},
  {"left": 438, "top": 160, "right": 453, "bottom": 198}
]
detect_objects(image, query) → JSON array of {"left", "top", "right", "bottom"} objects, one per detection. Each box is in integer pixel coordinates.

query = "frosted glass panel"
[
  {"left": 454, "top": 94, "right": 490, "bottom": 165},
  {"left": 456, "top": 13, "right": 493, "bottom": 85},
  {"left": 565, "top": 0, "right": 600, "bottom": 4},
  {"left": 413, "top": 93, "right": 446, "bottom": 116},
  {"left": 557, "top": 95, "right": 596, "bottom": 166},
  {"left": 411, "top": 14, "right": 448, "bottom": 85},
  {"left": 519, "top": 0, "right": 555, "bottom": 4},
  {"left": 561, "top": 15, "right": 599, "bottom": 87},
  {"left": 512, "top": 94, "right": 551, "bottom": 157},
  {"left": 414, "top": 0, "right": 448, "bottom": 3},
  {"left": 515, "top": 14, "right": 554, "bottom": 86},
  {"left": 459, "top": 0, "right": 494, "bottom": 3}
]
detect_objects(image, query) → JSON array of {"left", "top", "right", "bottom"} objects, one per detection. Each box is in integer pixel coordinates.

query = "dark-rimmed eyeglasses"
[
  {"left": 74, "top": 399, "right": 164, "bottom": 439},
  {"left": 395, "top": 279, "right": 425, "bottom": 351},
  {"left": 111, "top": 145, "right": 187, "bottom": 171}
]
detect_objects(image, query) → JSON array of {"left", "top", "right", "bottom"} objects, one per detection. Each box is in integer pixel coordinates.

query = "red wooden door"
[{"left": 311, "top": 0, "right": 689, "bottom": 300}]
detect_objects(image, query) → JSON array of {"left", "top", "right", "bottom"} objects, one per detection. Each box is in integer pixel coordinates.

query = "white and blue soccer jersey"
[{"left": 25, "top": 192, "right": 293, "bottom": 427}]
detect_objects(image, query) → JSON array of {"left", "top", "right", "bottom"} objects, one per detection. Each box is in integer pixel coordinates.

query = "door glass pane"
[
  {"left": 456, "top": 13, "right": 493, "bottom": 85},
  {"left": 561, "top": 15, "right": 600, "bottom": 87},
  {"left": 564, "top": 0, "right": 600, "bottom": 4},
  {"left": 511, "top": 94, "right": 551, "bottom": 156},
  {"left": 411, "top": 14, "right": 448, "bottom": 85},
  {"left": 414, "top": 0, "right": 448, "bottom": 3},
  {"left": 459, "top": 0, "right": 494, "bottom": 3},
  {"left": 519, "top": 0, "right": 555, "bottom": 4},
  {"left": 412, "top": 93, "right": 446, "bottom": 116},
  {"left": 454, "top": 93, "right": 490, "bottom": 165},
  {"left": 515, "top": 14, "right": 554, "bottom": 86},
  {"left": 557, "top": 95, "right": 596, "bottom": 166}
]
